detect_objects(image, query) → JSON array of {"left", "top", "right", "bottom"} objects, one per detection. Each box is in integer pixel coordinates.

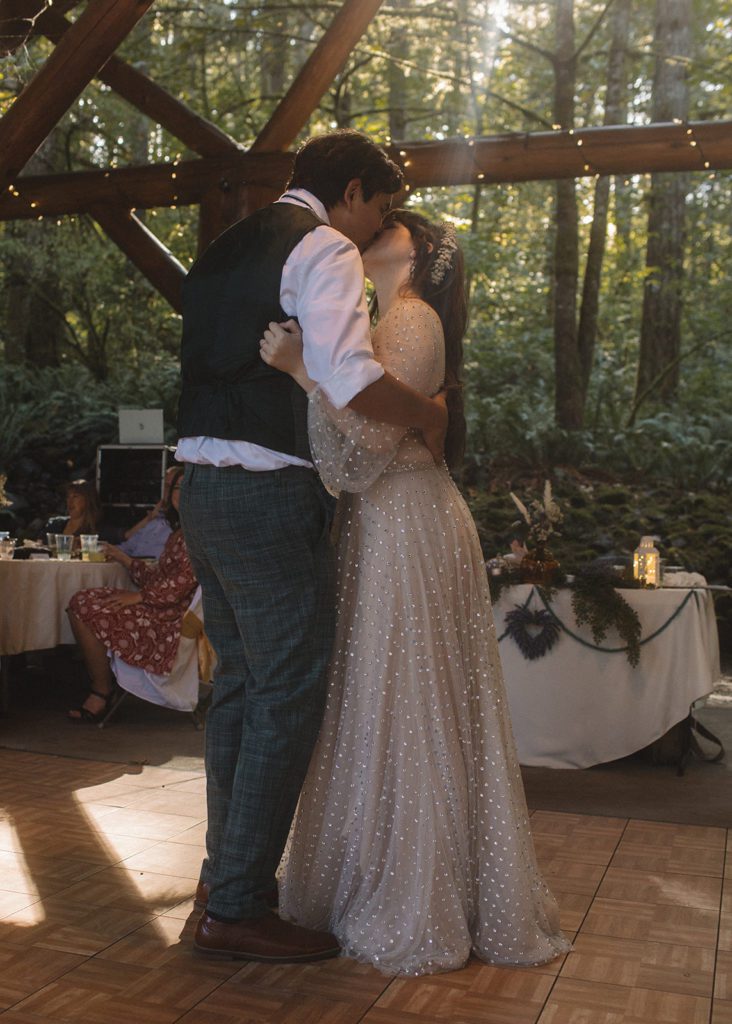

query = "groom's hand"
[{"left": 422, "top": 391, "right": 448, "bottom": 465}]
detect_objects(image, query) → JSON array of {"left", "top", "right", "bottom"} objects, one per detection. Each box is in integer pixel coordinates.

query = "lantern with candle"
[{"left": 633, "top": 536, "right": 661, "bottom": 587}]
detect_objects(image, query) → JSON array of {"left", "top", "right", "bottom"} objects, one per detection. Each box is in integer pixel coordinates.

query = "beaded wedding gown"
[{"left": 278, "top": 298, "right": 570, "bottom": 976}]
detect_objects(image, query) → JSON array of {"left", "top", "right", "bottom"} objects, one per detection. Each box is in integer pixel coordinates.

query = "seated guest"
[
  {"left": 46, "top": 479, "right": 121, "bottom": 544},
  {"left": 117, "top": 466, "right": 178, "bottom": 558},
  {"left": 66, "top": 468, "right": 197, "bottom": 723}
]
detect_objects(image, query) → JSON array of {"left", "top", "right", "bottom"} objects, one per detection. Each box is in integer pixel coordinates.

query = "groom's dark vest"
[{"left": 177, "top": 203, "right": 323, "bottom": 461}]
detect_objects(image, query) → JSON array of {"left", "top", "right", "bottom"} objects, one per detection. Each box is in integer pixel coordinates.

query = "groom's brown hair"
[{"left": 287, "top": 130, "right": 403, "bottom": 209}]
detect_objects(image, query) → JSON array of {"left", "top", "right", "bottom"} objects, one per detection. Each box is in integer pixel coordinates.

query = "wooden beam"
[
  {"left": 0, "top": 152, "right": 294, "bottom": 219},
  {"left": 2, "top": 121, "right": 730, "bottom": 222},
  {"left": 387, "top": 120, "right": 732, "bottom": 187},
  {"left": 91, "top": 207, "right": 186, "bottom": 313},
  {"left": 252, "top": 0, "right": 385, "bottom": 153},
  {"left": 36, "top": 7, "right": 243, "bottom": 159},
  {"left": 0, "top": 0, "right": 155, "bottom": 189}
]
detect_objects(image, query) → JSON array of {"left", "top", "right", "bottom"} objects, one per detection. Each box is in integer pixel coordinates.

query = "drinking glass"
[
  {"left": 0, "top": 531, "right": 9, "bottom": 541},
  {"left": 56, "top": 535, "right": 74, "bottom": 561},
  {"left": 0, "top": 538, "right": 14, "bottom": 560},
  {"left": 80, "top": 534, "right": 101, "bottom": 562},
  {"left": 46, "top": 533, "right": 58, "bottom": 557}
]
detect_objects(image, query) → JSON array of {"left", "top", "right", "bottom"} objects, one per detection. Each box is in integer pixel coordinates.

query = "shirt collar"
[{"left": 277, "top": 188, "right": 330, "bottom": 225}]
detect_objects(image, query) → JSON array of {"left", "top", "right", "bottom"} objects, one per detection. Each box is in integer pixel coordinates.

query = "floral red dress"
[{"left": 68, "top": 530, "right": 197, "bottom": 675}]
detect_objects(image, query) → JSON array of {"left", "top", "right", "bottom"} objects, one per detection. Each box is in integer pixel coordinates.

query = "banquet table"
[
  {"left": 492, "top": 584, "right": 721, "bottom": 769},
  {"left": 0, "top": 558, "right": 134, "bottom": 711}
]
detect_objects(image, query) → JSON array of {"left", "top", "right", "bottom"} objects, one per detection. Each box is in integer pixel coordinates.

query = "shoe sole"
[{"left": 193, "top": 942, "right": 340, "bottom": 963}]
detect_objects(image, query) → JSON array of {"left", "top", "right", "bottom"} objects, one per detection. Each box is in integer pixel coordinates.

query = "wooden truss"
[{"left": 1, "top": 0, "right": 731, "bottom": 312}]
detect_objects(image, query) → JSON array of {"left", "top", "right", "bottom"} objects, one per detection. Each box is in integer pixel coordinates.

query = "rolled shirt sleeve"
[{"left": 280, "top": 227, "right": 384, "bottom": 410}]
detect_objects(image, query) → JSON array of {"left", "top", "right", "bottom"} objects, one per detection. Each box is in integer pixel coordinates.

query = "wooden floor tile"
[
  {"left": 713, "top": 999, "right": 732, "bottom": 1024},
  {"left": 0, "top": 890, "right": 42, "bottom": 920},
  {"left": 612, "top": 843, "right": 725, "bottom": 877},
  {"left": 53, "top": 865, "right": 196, "bottom": 915},
  {"left": 111, "top": 766, "right": 205, "bottom": 789},
  {"left": 0, "top": 848, "right": 105, "bottom": 898},
  {"left": 597, "top": 866, "right": 722, "bottom": 910},
  {"left": 177, "top": 957, "right": 391, "bottom": 1024},
  {"left": 371, "top": 965, "right": 554, "bottom": 1023},
  {"left": 538, "top": 977, "right": 711, "bottom": 1024},
  {"left": 530, "top": 811, "right": 626, "bottom": 839},
  {"left": 162, "top": 776, "right": 207, "bottom": 795},
  {"left": 120, "top": 788, "right": 207, "bottom": 818},
  {"left": 74, "top": 806, "right": 204, "bottom": 841},
  {"left": 71, "top": 781, "right": 146, "bottom": 806},
  {"left": 166, "top": 822, "right": 207, "bottom": 847},
  {"left": 720, "top": 914, "right": 732, "bottom": 952},
  {"left": 540, "top": 858, "right": 606, "bottom": 896},
  {"left": 10, "top": 957, "right": 225, "bottom": 1024},
  {"left": 581, "top": 897, "right": 720, "bottom": 947},
  {"left": 554, "top": 891, "right": 593, "bottom": 933},
  {"left": 716, "top": 951, "right": 732, "bottom": 1001},
  {"left": 0, "top": 896, "right": 155, "bottom": 956},
  {"left": 560, "top": 932, "right": 714, "bottom": 997},
  {"left": 622, "top": 820, "right": 726, "bottom": 851},
  {"left": 0, "top": 944, "right": 86, "bottom": 1010},
  {"left": 119, "top": 840, "right": 205, "bottom": 880}
]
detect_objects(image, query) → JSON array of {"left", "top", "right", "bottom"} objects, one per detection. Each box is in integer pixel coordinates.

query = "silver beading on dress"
[{"left": 429, "top": 224, "right": 458, "bottom": 285}]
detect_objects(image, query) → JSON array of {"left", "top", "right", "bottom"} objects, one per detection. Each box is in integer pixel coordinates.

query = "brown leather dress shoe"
[
  {"left": 194, "top": 881, "right": 279, "bottom": 911},
  {"left": 194, "top": 910, "right": 340, "bottom": 962}
]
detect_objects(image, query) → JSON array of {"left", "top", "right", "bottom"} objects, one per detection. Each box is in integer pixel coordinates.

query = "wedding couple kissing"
[{"left": 176, "top": 129, "right": 570, "bottom": 976}]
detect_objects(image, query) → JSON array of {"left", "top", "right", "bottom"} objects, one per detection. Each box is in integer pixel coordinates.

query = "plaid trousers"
[{"left": 180, "top": 463, "right": 335, "bottom": 919}]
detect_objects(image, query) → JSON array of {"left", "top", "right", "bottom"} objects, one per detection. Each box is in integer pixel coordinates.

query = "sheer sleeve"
[{"left": 307, "top": 300, "right": 443, "bottom": 494}]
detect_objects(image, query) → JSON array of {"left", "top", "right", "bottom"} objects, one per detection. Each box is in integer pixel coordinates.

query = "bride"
[{"left": 259, "top": 209, "right": 570, "bottom": 976}]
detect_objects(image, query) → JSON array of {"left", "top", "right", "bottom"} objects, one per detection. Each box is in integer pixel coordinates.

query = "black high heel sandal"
[{"left": 67, "top": 688, "right": 117, "bottom": 724}]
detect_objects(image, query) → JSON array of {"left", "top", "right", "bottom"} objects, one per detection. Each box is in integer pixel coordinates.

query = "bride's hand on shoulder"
[{"left": 260, "top": 319, "right": 316, "bottom": 392}]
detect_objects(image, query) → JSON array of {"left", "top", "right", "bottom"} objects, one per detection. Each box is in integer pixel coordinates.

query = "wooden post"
[{"left": 0, "top": 0, "right": 155, "bottom": 187}]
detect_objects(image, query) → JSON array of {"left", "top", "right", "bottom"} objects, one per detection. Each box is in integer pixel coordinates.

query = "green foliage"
[
  {"left": 571, "top": 568, "right": 642, "bottom": 667},
  {"left": 0, "top": 360, "right": 181, "bottom": 476}
]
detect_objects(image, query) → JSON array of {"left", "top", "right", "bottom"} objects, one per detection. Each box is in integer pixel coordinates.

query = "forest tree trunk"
[
  {"left": 552, "top": 0, "right": 582, "bottom": 429},
  {"left": 635, "top": 0, "right": 691, "bottom": 404},
  {"left": 577, "top": 0, "right": 631, "bottom": 394}
]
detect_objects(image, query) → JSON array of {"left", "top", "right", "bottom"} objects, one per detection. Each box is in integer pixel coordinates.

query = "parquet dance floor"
[{"left": 0, "top": 748, "right": 729, "bottom": 1023}]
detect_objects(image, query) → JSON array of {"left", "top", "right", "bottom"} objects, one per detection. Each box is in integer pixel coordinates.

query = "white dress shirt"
[{"left": 176, "top": 189, "right": 384, "bottom": 470}]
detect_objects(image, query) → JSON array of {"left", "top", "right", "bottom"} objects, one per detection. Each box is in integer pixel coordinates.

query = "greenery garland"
[{"left": 570, "top": 567, "right": 642, "bottom": 667}]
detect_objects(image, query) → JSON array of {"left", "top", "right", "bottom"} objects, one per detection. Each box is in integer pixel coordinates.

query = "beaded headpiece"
[{"left": 429, "top": 224, "right": 458, "bottom": 285}]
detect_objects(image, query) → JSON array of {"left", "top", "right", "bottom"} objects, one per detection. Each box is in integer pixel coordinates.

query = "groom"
[{"left": 177, "top": 130, "right": 447, "bottom": 962}]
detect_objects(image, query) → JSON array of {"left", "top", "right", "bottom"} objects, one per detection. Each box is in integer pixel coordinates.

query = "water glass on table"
[
  {"left": 0, "top": 538, "right": 15, "bottom": 560},
  {"left": 56, "top": 535, "right": 74, "bottom": 561},
  {"left": 80, "top": 534, "right": 104, "bottom": 562}
]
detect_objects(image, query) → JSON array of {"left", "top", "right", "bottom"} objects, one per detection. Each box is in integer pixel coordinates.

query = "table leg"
[{"left": 0, "top": 656, "right": 9, "bottom": 715}]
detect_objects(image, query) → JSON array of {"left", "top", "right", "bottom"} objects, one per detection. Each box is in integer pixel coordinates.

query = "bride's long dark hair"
[{"left": 378, "top": 209, "right": 467, "bottom": 472}]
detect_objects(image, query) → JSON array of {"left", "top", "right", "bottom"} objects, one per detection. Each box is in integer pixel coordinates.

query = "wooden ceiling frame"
[
  {"left": 0, "top": 0, "right": 188, "bottom": 309},
  {"left": 2, "top": 119, "right": 730, "bottom": 224},
  {"left": 1, "top": 0, "right": 731, "bottom": 313},
  {"left": 0, "top": 0, "right": 388, "bottom": 311}
]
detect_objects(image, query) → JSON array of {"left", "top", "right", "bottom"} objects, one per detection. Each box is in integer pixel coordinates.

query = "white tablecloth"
[
  {"left": 493, "top": 584, "right": 721, "bottom": 769},
  {"left": 0, "top": 560, "right": 132, "bottom": 655}
]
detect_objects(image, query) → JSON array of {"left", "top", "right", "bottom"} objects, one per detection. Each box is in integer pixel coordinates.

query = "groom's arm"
[{"left": 348, "top": 375, "right": 447, "bottom": 464}]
